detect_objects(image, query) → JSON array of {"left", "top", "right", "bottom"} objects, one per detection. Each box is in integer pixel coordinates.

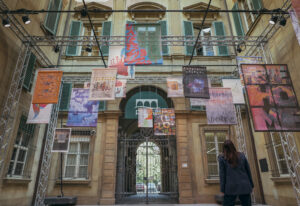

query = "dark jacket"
[{"left": 218, "top": 152, "right": 254, "bottom": 195}]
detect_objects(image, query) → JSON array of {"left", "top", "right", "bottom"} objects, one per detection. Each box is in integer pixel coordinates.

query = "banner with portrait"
[
  {"left": 206, "top": 88, "right": 237, "bottom": 125},
  {"left": 52, "top": 128, "right": 71, "bottom": 152},
  {"left": 67, "top": 88, "right": 99, "bottom": 127},
  {"left": 138, "top": 108, "right": 153, "bottom": 128},
  {"left": 108, "top": 46, "right": 135, "bottom": 79},
  {"left": 154, "top": 108, "right": 176, "bottom": 136},
  {"left": 182, "top": 66, "right": 209, "bottom": 98},
  {"left": 27, "top": 104, "right": 52, "bottom": 124},
  {"left": 241, "top": 64, "right": 300, "bottom": 131},
  {"left": 222, "top": 79, "right": 245, "bottom": 104},
  {"left": 89, "top": 68, "right": 117, "bottom": 100},
  {"left": 125, "top": 23, "right": 163, "bottom": 65},
  {"left": 166, "top": 77, "right": 184, "bottom": 97},
  {"left": 115, "top": 79, "right": 127, "bottom": 98},
  {"left": 32, "top": 70, "right": 63, "bottom": 104}
]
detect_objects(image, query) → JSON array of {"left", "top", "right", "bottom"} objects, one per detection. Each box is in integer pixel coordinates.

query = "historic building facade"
[{"left": 0, "top": 0, "right": 299, "bottom": 206}]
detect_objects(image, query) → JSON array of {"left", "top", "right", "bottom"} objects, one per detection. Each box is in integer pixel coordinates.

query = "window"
[
  {"left": 184, "top": 21, "right": 228, "bottom": 56},
  {"left": 270, "top": 133, "right": 288, "bottom": 175},
  {"left": 204, "top": 131, "right": 227, "bottom": 178},
  {"left": 64, "top": 137, "right": 90, "bottom": 179},
  {"left": 66, "top": 20, "right": 111, "bottom": 56},
  {"left": 23, "top": 52, "right": 36, "bottom": 91},
  {"left": 233, "top": 0, "right": 263, "bottom": 35},
  {"left": 7, "top": 115, "right": 35, "bottom": 178},
  {"left": 43, "top": 0, "right": 62, "bottom": 35}
]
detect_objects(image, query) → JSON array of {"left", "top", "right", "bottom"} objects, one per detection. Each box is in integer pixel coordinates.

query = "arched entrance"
[{"left": 115, "top": 86, "right": 178, "bottom": 204}]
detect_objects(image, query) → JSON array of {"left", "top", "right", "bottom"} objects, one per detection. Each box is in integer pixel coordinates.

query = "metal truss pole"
[
  {"left": 0, "top": 43, "right": 31, "bottom": 177},
  {"left": 34, "top": 81, "right": 63, "bottom": 206},
  {"left": 235, "top": 105, "right": 247, "bottom": 157},
  {"left": 260, "top": 40, "right": 300, "bottom": 205},
  {"left": 276, "top": 132, "right": 300, "bottom": 205}
]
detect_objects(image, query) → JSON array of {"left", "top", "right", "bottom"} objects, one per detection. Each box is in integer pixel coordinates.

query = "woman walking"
[{"left": 218, "top": 140, "right": 254, "bottom": 206}]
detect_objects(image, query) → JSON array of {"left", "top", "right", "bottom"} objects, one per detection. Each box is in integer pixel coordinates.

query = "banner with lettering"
[
  {"left": 206, "top": 88, "right": 237, "bottom": 125},
  {"left": 154, "top": 108, "right": 176, "bottom": 136},
  {"left": 89, "top": 68, "right": 117, "bottom": 100},
  {"left": 32, "top": 70, "right": 63, "bottom": 104},
  {"left": 183, "top": 66, "right": 209, "bottom": 98}
]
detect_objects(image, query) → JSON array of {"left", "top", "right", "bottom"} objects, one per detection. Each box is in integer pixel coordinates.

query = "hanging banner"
[
  {"left": 52, "top": 128, "right": 71, "bottom": 152},
  {"left": 67, "top": 88, "right": 99, "bottom": 127},
  {"left": 182, "top": 66, "right": 209, "bottom": 98},
  {"left": 241, "top": 64, "right": 300, "bottom": 131},
  {"left": 84, "top": 82, "right": 90, "bottom": 89},
  {"left": 115, "top": 79, "right": 127, "bottom": 98},
  {"left": 290, "top": 9, "right": 300, "bottom": 45},
  {"left": 292, "top": 0, "right": 300, "bottom": 18},
  {"left": 206, "top": 88, "right": 237, "bottom": 125},
  {"left": 154, "top": 108, "right": 176, "bottom": 136},
  {"left": 32, "top": 70, "right": 63, "bottom": 104},
  {"left": 222, "top": 79, "right": 245, "bottom": 104},
  {"left": 138, "top": 108, "right": 153, "bottom": 128},
  {"left": 236, "top": 56, "right": 264, "bottom": 86},
  {"left": 27, "top": 104, "right": 52, "bottom": 124},
  {"left": 125, "top": 23, "right": 163, "bottom": 65},
  {"left": 190, "top": 98, "right": 208, "bottom": 106},
  {"left": 108, "top": 46, "right": 135, "bottom": 79},
  {"left": 89, "top": 68, "right": 117, "bottom": 100},
  {"left": 166, "top": 77, "right": 184, "bottom": 97}
]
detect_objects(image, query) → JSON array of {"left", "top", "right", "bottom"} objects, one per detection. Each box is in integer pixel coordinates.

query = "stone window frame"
[
  {"left": 56, "top": 128, "right": 96, "bottom": 184},
  {"left": 199, "top": 125, "right": 234, "bottom": 180}
]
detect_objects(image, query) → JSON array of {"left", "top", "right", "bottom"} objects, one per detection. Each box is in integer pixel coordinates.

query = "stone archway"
[{"left": 115, "top": 85, "right": 178, "bottom": 204}]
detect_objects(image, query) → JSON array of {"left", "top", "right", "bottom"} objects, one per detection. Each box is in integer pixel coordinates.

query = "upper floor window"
[
  {"left": 43, "top": 0, "right": 62, "bottom": 35},
  {"left": 232, "top": 0, "right": 263, "bottom": 35}
]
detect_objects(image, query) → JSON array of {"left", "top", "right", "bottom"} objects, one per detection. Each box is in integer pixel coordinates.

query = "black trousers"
[{"left": 223, "top": 194, "right": 251, "bottom": 206}]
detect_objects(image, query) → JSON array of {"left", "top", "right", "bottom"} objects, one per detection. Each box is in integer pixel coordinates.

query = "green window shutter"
[
  {"left": 232, "top": 3, "right": 245, "bottom": 36},
  {"left": 183, "top": 21, "right": 194, "bottom": 56},
  {"left": 23, "top": 53, "right": 36, "bottom": 90},
  {"left": 66, "top": 21, "right": 82, "bottom": 56},
  {"left": 20, "top": 115, "right": 35, "bottom": 134},
  {"left": 44, "top": 0, "right": 62, "bottom": 35},
  {"left": 191, "top": 105, "right": 206, "bottom": 111},
  {"left": 101, "top": 21, "right": 112, "bottom": 56},
  {"left": 158, "top": 20, "right": 169, "bottom": 55},
  {"left": 59, "top": 83, "right": 72, "bottom": 111},
  {"left": 252, "top": 0, "right": 262, "bottom": 10},
  {"left": 213, "top": 21, "right": 229, "bottom": 56},
  {"left": 98, "top": 101, "right": 106, "bottom": 111}
]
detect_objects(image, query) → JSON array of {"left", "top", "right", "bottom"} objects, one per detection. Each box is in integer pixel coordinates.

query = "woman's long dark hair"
[{"left": 223, "top": 140, "right": 239, "bottom": 167}]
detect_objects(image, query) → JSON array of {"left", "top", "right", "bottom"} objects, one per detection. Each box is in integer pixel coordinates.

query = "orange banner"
[
  {"left": 32, "top": 70, "right": 63, "bottom": 104},
  {"left": 292, "top": 0, "right": 300, "bottom": 18}
]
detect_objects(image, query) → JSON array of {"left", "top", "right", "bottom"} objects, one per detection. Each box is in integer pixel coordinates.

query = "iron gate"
[{"left": 116, "top": 127, "right": 178, "bottom": 204}]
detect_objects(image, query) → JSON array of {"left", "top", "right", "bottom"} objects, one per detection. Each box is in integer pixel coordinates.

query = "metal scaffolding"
[
  {"left": 0, "top": 0, "right": 299, "bottom": 205},
  {"left": 0, "top": 44, "right": 31, "bottom": 177}
]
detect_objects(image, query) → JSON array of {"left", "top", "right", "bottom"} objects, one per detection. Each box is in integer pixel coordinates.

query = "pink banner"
[{"left": 292, "top": 0, "right": 300, "bottom": 19}]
